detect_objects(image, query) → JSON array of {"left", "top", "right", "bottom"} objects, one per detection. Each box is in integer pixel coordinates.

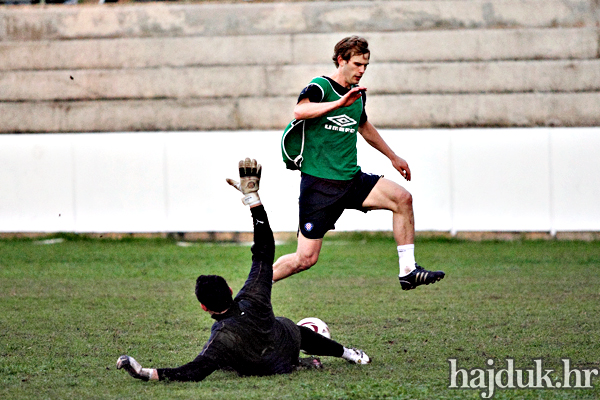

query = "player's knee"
[
  {"left": 391, "top": 187, "right": 412, "bottom": 212},
  {"left": 402, "top": 190, "right": 413, "bottom": 207}
]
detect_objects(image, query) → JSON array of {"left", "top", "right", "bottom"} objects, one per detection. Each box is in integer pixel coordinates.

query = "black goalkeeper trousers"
[
  {"left": 251, "top": 205, "right": 344, "bottom": 359},
  {"left": 298, "top": 325, "right": 344, "bottom": 357}
]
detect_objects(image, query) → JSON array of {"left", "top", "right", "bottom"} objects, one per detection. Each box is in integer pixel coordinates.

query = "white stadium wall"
[{"left": 1, "top": 128, "right": 599, "bottom": 235}]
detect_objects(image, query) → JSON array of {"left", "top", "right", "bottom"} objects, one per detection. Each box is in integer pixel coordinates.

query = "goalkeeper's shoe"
[
  {"left": 226, "top": 158, "right": 262, "bottom": 206},
  {"left": 116, "top": 355, "right": 149, "bottom": 381},
  {"left": 399, "top": 264, "right": 445, "bottom": 290},
  {"left": 344, "top": 348, "right": 371, "bottom": 365}
]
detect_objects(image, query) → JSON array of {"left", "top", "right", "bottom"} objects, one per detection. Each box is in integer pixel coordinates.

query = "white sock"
[
  {"left": 397, "top": 244, "right": 416, "bottom": 277},
  {"left": 140, "top": 368, "right": 154, "bottom": 380}
]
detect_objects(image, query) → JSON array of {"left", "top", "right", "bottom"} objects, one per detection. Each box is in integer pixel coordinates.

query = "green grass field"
[{"left": 1, "top": 235, "right": 599, "bottom": 399}]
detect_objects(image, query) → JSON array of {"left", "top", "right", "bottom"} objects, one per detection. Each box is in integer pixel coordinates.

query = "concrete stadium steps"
[
  {"left": 3, "top": 60, "right": 600, "bottom": 101},
  {"left": 0, "top": 66, "right": 268, "bottom": 100},
  {"left": 0, "top": 35, "right": 293, "bottom": 70},
  {"left": 367, "top": 92, "right": 600, "bottom": 127},
  {"left": 0, "top": 1, "right": 598, "bottom": 132},
  {"left": 3, "top": 92, "right": 599, "bottom": 132},
  {"left": 0, "top": 99, "right": 240, "bottom": 132},
  {"left": 294, "top": 29, "right": 599, "bottom": 64},
  {"left": 1, "top": 1, "right": 595, "bottom": 41},
  {"left": 365, "top": 60, "right": 600, "bottom": 94},
  {"left": 1, "top": 28, "right": 597, "bottom": 71}
]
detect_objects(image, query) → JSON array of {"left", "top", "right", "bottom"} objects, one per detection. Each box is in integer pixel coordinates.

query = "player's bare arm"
[
  {"left": 358, "top": 120, "right": 411, "bottom": 181},
  {"left": 294, "top": 87, "right": 366, "bottom": 121}
]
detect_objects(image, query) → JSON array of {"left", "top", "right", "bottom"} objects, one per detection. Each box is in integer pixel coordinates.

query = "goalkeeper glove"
[
  {"left": 226, "top": 158, "right": 262, "bottom": 206},
  {"left": 116, "top": 355, "right": 155, "bottom": 381}
]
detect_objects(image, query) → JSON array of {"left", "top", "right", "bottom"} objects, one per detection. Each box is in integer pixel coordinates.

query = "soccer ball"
[{"left": 297, "top": 317, "right": 331, "bottom": 339}]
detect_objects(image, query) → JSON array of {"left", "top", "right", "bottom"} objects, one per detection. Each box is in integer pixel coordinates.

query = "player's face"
[{"left": 340, "top": 53, "right": 370, "bottom": 87}]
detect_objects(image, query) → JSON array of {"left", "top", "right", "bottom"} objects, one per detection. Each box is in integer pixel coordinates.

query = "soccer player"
[
  {"left": 278, "top": 36, "right": 445, "bottom": 290},
  {"left": 116, "top": 158, "right": 370, "bottom": 382}
]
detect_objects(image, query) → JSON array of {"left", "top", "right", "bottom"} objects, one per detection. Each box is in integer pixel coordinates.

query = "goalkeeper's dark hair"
[
  {"left": 332, "top": 36, "right": 370, "bottom": 67},
  {"left": 195, "top": 275, "right": 233, "bottom": 313}
]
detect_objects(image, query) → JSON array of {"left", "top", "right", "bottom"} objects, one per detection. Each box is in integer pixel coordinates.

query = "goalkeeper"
[{"left": 116, "top": 158, "right": 370, "bottom": 382}]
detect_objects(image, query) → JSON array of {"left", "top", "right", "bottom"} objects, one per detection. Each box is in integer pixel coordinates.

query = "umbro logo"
[
  {"left": 327, "top": 114, "right": 357, "bottom": 127},
  {"left": 325, "top": 114, "right": 357, "bottom": 133}
]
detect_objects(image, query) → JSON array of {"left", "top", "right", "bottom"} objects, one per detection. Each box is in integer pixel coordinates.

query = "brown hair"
[{"left": 332, "top": 36, "right": 370, "bottom": 67}]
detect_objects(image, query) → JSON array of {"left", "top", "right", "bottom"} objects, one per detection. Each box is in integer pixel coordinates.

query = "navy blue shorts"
[{"left": 298, "top": 171, "right": 382, "bottom": 239}]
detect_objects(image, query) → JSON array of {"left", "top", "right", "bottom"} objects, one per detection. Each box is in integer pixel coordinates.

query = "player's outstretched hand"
[{"left": 226, "top": 158, "right": 262, "bottom": 206}]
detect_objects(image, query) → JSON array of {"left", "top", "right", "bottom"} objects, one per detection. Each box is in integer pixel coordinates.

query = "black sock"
[{"left": 299, "top": 326, "right": 344, "bottom": 357}]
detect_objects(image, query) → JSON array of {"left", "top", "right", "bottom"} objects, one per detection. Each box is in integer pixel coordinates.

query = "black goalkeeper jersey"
[{"left": 157, "top": 206, "right": 302, "bottom": 382}]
